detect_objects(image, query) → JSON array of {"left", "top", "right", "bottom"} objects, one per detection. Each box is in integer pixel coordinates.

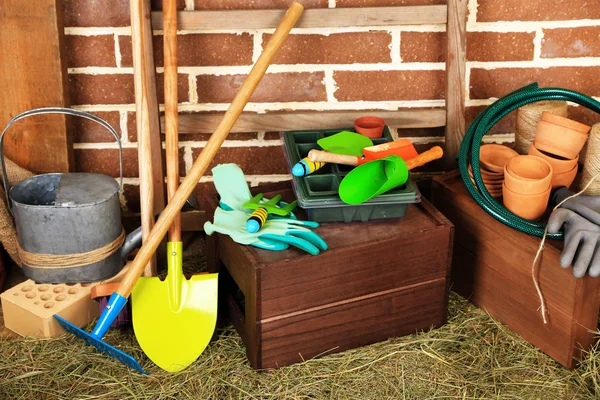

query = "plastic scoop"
[
  {"left": 307, "top": 139, "right": 418, "bottom": 167},
  {"left": 339, "top": 146, "right": 444, "bottom": 204},
  {"left": 292, "top": 131, "right": 373, "bottom": 176}
]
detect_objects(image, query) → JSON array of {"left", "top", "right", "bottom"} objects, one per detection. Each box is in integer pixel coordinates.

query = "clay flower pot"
[
  {"left": 541, "top": 112, "right": 591, "bottom": 134},
  {"left": 468, "top": 165, "right": 503, "bottom": 183},
  {"left": 354, "top": 116, "right": 385, "bottom": 139},
  {"left": 551, "top": 163, "right": 578, "bottom": 189},
  {"left": 535, "top": 120, "right": 588, "bottom": 159},
  {"left": 503, "top": 182, "right": 551, "bottom": 221},
  {"left": 504, "top": 155, "right": 553, "bottom": 194},
  {"left": 528, "top": 141, "right": 578, "bottom": 174},
  {"left": 479, "top": 144, "right": 519, "bottom": 173}
]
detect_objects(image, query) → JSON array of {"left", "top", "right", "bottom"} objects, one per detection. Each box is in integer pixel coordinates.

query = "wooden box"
[
  {"left": 204, "top": 186, "right": 454, "bottom": 369},
  {"left": 431, "top": 170, "right": 600, "bottom": 369}
]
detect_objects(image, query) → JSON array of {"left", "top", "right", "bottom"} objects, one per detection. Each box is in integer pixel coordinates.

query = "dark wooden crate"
[
  {"left": 431, "top": 170, "right": 600, "bottom": 369},
  {"left": 204, "top": 185, "right": 454, "bottom": 369}
]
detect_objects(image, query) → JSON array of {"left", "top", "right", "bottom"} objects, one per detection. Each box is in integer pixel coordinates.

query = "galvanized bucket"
[{"left": 0, "top": 108, "right": 142, "bottom": 283}]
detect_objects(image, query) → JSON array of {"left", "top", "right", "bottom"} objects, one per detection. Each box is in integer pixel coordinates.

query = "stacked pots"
[
  {"left": 469, "top": 144, "right": 519, "bottom": 198},
  {"left": 529, "top": 112, "right": 590, "bottom": 189},
  {"left": 503, "top": 155, "right": 553, "bottom": 221}
]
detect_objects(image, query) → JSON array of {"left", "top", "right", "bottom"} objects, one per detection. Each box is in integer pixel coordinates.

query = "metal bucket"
[{"left": 0, "top": 108, "right": 142, "bottom": 283}]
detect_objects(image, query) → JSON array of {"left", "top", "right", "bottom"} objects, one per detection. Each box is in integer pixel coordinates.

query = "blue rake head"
[{"left": 54, "top": 293, "right": 147, "bottom": 375}]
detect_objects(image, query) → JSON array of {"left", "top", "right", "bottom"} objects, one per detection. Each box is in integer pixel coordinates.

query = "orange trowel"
[{"left": 308, "top": 139, "right": 419, "bottom": 167}]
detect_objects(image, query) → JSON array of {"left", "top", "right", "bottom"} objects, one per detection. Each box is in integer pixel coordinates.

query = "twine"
[
  {"left": 532, "top": 172, "right": 600, "bottom": 324},
  {"left": 580, "top": 123, "right": 600, "bottom": 195},
  {"left": 17, "top": 228, "right": 126, "bottom": 269},
  {"left": 515, "top": 101, "right": 568, "bottom": 155}
]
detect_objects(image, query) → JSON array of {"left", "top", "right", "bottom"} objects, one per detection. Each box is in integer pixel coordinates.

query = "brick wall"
[{"left": 63, "top": 0, "right": 600, "bottom": 211}]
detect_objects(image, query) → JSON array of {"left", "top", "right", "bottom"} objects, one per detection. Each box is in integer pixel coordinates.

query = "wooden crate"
[
  {"left": 431, "top": 170, "right": 600, "bottom": 369},
  {"left": 204, "top": 186, "right": 454, "bottom": 369}
]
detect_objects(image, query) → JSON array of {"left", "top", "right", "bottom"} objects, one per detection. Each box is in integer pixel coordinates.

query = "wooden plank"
[
  {"left": 173, "top": 110, "right": 446, "bottom": 134},
  {"left": 151, "top": 6, "right": 448, "bottom": 30},
  {"left": 131, "top": 0, "right": 166, "bottom": 276},
  {"left": 0, "top": 0, "right": 72, "bottom": 173},
  {"left": 444, "top": 0, "right": 467, "bottom": 165},
  {"left": 260, "top": 279, "right": 447, "bottom": 369},
  {"left": 122, "top": 209, "right": 206, "bottom": 232},
  {"left": 431, "top": 170, "right": 600, "bottom": 369}
]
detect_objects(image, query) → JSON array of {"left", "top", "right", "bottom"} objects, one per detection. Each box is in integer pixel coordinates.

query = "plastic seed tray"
[{"left": 282, "top": 126, "right": 421, "bottom": 223}]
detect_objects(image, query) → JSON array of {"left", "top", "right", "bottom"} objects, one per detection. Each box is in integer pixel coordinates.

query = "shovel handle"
[
  {"left": 116, "top": 2, "right": 304, "bottom": 298},
  {"left": 406, "top": 146, "right": 444, "bottom": 171},
  {"left": 308, "top": 149, "right": 360, "bottom": 166}
]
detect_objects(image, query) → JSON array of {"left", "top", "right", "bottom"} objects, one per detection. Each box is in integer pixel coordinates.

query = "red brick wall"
[{"left": 63, "top": 0, "right": 600, "bottom": 211}]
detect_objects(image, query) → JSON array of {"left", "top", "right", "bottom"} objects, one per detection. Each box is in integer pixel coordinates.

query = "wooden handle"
[
  {"left": 308, "top": 149, "right": 360, "bottom": 166},
  {"left": 131, "top": 0, "right": 164, "bottom": 276},
  {"left": 405, "top": 146, "right": 444, "bottom": 171},
  {"left": 163, "top": 0, "right": 181, "bottom": 242},
  {"left": 117, "top": 2, "right": 304, "bottom": 297}
]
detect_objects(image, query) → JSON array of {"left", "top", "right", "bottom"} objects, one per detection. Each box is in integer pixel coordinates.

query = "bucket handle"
[{"left": 0, "top": 107, "right": 123, "bottom": 210}]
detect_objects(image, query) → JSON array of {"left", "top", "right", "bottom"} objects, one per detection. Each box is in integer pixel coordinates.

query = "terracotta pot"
[
  {"left": 535, "top": 120, "right": 588, "bottom": 159},
  {"left": 354, "top": 116, "right": 385, "bottom": 138},
  {"left": 468, "top": 166, "right": 504, "bottom": 184},
  {"left": 469, "top": 176, "right": 503, "bottom": 192},
  {"left": 551, "top": 163, "right": 578, "bottom": 189},
  {"left": 528, "top": 141, "right": 578, "bottom": 174},
  {"left": 503, "top": 182, "right": 551, "bottom": 221},
  {"left": 541, "top": 112, "right": 591, "bottom": 134},
  {"left": 504, "top": 155, "right": 553, "bottom": 194},
  {"left": 479, "top": 144, "right": 519, "bottom": 173}
]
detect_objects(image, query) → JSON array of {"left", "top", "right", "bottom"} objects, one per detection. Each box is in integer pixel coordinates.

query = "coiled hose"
[{"left": 458, "top": 83, "right": 600, "bottom": 239}]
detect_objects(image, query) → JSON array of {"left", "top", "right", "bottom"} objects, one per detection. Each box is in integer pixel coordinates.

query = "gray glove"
[{"left": 548, "top": 187, "right": 600, "bottom": 278}]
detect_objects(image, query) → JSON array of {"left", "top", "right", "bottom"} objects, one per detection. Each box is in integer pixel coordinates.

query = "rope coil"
[
  {"left": 17, "top": 228, "right": 126, "bottom": 270},
  {"left": 515, "top": 100, "right": 567, "bottom": 155}
]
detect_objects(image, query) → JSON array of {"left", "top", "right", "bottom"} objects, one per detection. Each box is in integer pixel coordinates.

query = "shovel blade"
[{"left": 131, "top": 273, "right": 218, "bottom": 372}]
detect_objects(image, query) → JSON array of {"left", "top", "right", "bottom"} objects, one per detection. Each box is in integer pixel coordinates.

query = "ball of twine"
[
  {"left": 581, "top": 123, "right": 600, "bottom": 195},
  {"left": 515, "top": 100, "right": 568, "bottom": 155}
]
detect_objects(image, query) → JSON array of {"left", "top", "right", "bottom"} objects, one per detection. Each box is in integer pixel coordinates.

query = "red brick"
[
  {"left": 264, "top": 132, "right": 283, "bottom": 140},
  {"left": 123, "top": 184, "right": 141, "bottom": 213},
  {"left": 73, "top": 111, "right": 122, "bottom": 143},
  {"left": 194, "top": 0, "right": 327, "bottom": 9},
  {"left": 127, "top": 112, "right": 138, "bottom": 142},
  {"left": 74, "top": 148, "right": 139, "bottom": 177},
  {"left": 465, "top": 106, "right": 516, "bottom": 135},
  {"left": 69, "top": 74, "right": 135, "bottom": 105},
  {"left": 265, "top": 32, "right": 391, "bottom": 64},
  {"left": 119, "top": 34, "right": 253, "bottom": 67},
  {"left": 190, "top": 146, "right": 288, "bottom": 176},
  {"left": 397, "top": 127, "right": 445, "bottom": 138},
  {"left": 150, "top": 0, "right": 185, "bottom": 10},
  {"left": 401, "top": 32, "right": 535, "bottom": 63},
  {"left": 65, "top": 35, "right": 116, "bottom": 68},
  {"left": 64, "top": 0, "right": 130, "bottom": 27},
  {"left": 334, "top": 70, "right": 445, "bottom": 101},
  {"left": 542, "top": 27, "right": 600, "bottom": 59},
  {"left": 567, "top": 105, "right": 600, "bottom": 128},
  {"left": 196, "top": 72, "right": 327, "bottom": 103},
  {"left": 477, "top": 0, "right": 600, "bottom": 22},
  {"left": 179, "top": 132, "right": 259, "bottom": 142},
  {"left": 470, "top": 67, "right": 600, "bottom": 100},
  {"left": 337, "top": 0, "right": 444, "bottom": 6}
]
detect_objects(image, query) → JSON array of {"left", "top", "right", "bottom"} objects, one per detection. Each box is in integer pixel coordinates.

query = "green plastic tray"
[{"left": 282, "top": 126, "right": 421, "bottom": 223}]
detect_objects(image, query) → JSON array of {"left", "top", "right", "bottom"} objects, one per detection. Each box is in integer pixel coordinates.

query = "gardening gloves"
[
  {"left": 547, "top": 187, "right": 600, "bottom": 278},
  {"left": 204, "top": 164, "right": 328, "bottom": 256}
]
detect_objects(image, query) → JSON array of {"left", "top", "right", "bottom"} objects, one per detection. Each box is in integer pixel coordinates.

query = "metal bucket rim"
[{"left": 9, "top": 172, "right": 120, "bottom": 209}]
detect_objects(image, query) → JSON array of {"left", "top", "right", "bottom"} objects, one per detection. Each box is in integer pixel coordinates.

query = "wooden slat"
[
  {"left": 444, "top": 0, "right": 467, "bottom": 164},
  {"left": 151, "top": 6, "right": 447, "bottom": 30},
  {"left": 172, "top": 110, "right": 446, "bottom": 134},
  {"left": 0, "top": 0, "right": 72, "bottom": 173}
]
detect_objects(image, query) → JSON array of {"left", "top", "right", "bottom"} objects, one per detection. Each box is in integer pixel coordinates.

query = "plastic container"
[{"left": 282, "top": 126, "right": 421, "bottom": 223}]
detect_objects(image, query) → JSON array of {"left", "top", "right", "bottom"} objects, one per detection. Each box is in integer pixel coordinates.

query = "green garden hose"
[{"left": 458, "top": 83, "right": 600, "bottom": 239}]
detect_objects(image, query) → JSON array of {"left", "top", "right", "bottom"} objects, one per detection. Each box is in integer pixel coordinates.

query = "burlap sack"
[{"left": 0, "top": 158, "right": 34, "bottom": 266}]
